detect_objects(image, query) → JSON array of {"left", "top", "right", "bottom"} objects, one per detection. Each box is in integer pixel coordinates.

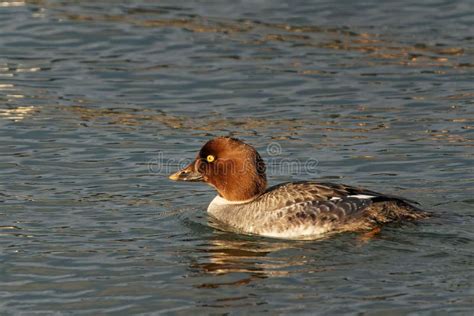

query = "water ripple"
[{"left": 0, "top": 0, "right": 473, "bottom": 314}]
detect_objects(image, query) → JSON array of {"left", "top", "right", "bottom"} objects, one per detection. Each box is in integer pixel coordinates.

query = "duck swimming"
[{"left": 169, "top": 137, "right": 428, "bottom": 240}]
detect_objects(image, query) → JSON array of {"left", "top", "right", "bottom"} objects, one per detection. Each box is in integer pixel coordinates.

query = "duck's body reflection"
[{"left": 190, "top": 217, "right": 329, "bottom": 289}]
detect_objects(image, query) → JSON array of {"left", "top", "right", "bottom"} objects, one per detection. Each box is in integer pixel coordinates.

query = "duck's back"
[{"left": 207, "top": 181, "right": 428, "bottom": 239}]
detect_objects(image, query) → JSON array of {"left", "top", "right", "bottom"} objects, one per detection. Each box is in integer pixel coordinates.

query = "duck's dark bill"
[{"left": 168, "top": 167, "right": 203, "bottom": 182}]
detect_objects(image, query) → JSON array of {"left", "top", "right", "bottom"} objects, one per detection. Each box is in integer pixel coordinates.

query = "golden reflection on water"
[
  {"left": 61, "top": 105, "right": 392, "bottom": 135},
  {"left": 0, "top": 1, "right": 25, "bottom": 7},
  {"left": 191, "top": 233, "right": 314, "bottom": 289},
  {"left": 189, "top": 218, "right": 330, "bottom": 289},
  {"left": 0, "top": 106, "right": 36, "bottom": 121},
  {"left": 0, "top": 83, "right": 15, "bottom": 89},
  {"left": 58, "top": 105, "right": 473, "bottom": 147},
  {"left": 61, "top": 105, "right": 305, "bottom": 132}
]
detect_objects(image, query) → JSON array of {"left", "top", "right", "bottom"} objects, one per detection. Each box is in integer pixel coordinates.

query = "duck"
[{"left": 169, "top": 137, "right": 428, "bottom": 240}]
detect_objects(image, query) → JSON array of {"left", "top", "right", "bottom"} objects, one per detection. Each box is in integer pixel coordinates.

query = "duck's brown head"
[{"left": 169, "top": 137, "right": 267, "bottom": 201}]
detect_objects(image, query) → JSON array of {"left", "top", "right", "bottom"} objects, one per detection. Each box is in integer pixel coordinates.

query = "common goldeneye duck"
[{"left": 169, "top": 137, "right": 428, "bottom": 240}]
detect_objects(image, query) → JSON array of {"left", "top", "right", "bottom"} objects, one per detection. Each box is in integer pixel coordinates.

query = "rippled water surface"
[{"left": 1, "top": 0, "right": 473, "bottom": 314}]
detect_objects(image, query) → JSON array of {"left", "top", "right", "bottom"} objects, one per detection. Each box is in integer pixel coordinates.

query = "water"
[{"left": 0, "top": 0, "right": 473, "bottom": 314}]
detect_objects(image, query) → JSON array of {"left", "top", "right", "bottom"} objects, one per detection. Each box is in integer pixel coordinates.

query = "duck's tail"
[{"left": 365, "top": 200, "right": 430, "bottom": 225}]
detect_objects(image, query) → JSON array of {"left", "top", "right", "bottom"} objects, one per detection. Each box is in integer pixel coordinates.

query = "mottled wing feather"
[
  {"left": 260, "top": 181, "right": 419, "bottom": 209},
  {"left": 254, "top": 197, "right": 376, "bottom": 237},
  {"left": 278, "top": 198, "right": 373, "bottom": 224}
]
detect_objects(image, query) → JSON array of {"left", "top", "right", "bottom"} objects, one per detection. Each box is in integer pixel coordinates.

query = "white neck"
[
  {"left": 211, "top": 195, "right": 256, "bottom": 205},
  {"left": 207, "top": 195, "right": 256, "bottom": 214}
]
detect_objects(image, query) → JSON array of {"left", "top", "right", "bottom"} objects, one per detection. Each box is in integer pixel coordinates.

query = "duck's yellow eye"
[{"left": 206, "top": 155, "right": 215, "bottom": 163}]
